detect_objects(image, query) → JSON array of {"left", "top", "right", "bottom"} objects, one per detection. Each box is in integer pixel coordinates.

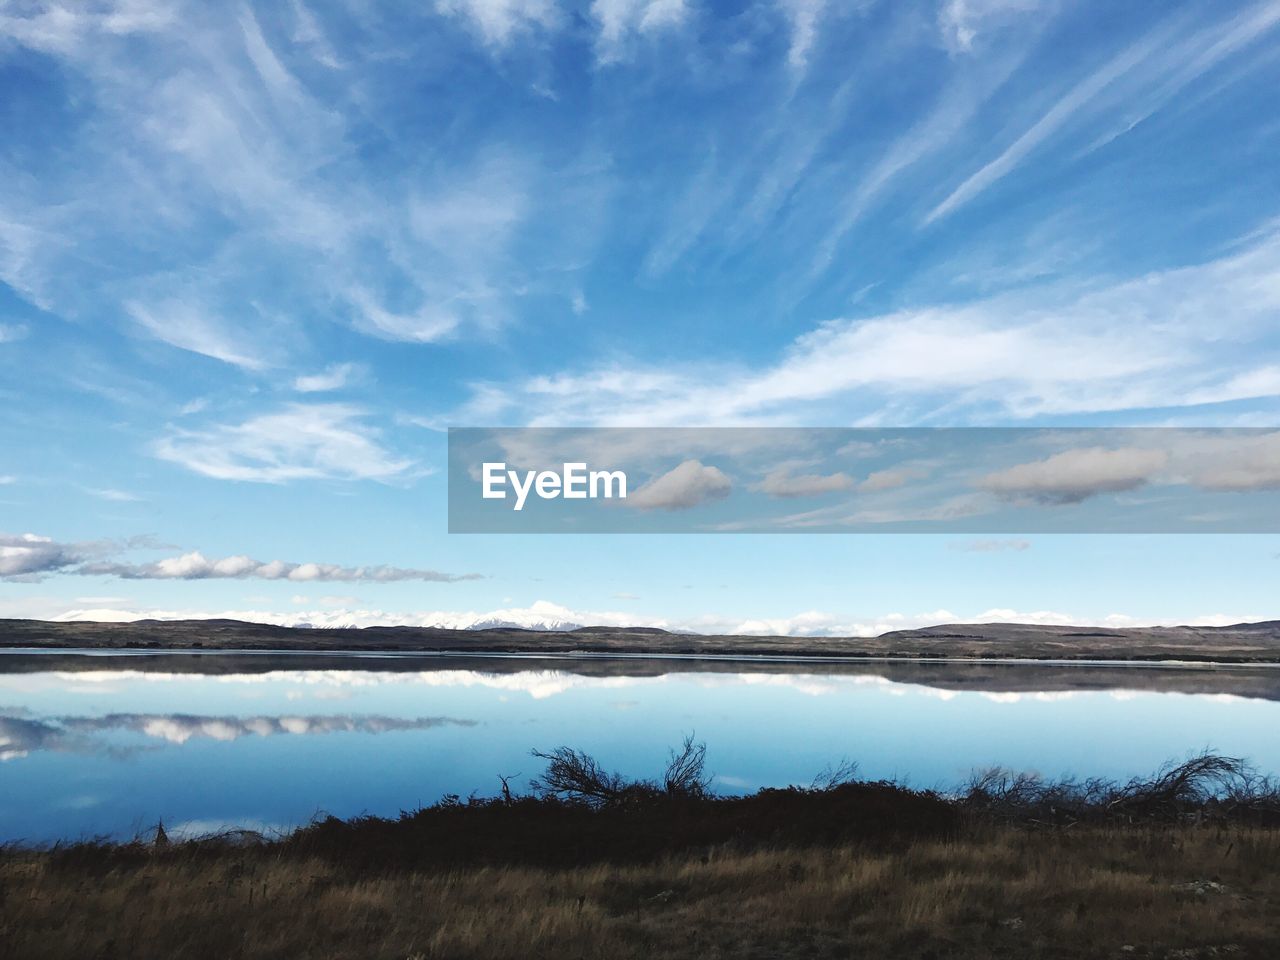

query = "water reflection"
[
  {"left": 2, "top": 652, "right": 1278, "bottom": 843},
  {"left": 1, "top": 711, "right": 475, "bottom": 758}
]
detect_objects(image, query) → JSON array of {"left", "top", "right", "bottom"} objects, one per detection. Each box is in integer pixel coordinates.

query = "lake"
[{"left": 3, "top": 650, "right": 1280, "bottom": 843}]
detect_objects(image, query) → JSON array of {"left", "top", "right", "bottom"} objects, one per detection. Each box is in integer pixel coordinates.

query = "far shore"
[
  {"left": 4, "top": 616, "right": 1280, "bottom": 663},
  {"left": 8, "top": 617, "right": 1280, "bottom": 701},
  {"left": 7, "top": 644, "right": 1280, "bottom": 668}
]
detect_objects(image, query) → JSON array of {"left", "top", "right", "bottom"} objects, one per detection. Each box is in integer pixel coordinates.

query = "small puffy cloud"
[
  {"left": 153, "top": 404, "right": 413, "bottom": 483},
  {"left": 78, "top": 550, "right": 482, "bottom": 583},
  {"left": 626, "top": 459, "right": 732, "bottom": 511},
  {"left": 293, "top": 362, "right": 358, "bottom": 393},
  {"left": 435, "top": 0, "right": 560, "bottom": 47},
  {"left": 0, "top": 323, "right": 28, "bottom": 343},
  {"left": 0, "top": 533, "right": 82, "bottom": 579},
  {"left": 758, "top": 468, "right": 854, "bottom": 498},
  {"left": 979, "top": 446, "right": 1168, "bottom": 504},
  {"left": 951, "top": 538, "right": 1032, "bottom": 552}
]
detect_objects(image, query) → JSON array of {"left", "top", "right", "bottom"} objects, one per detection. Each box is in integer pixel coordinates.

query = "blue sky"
[{"left": 2, "top": 0, "right": 1279, "bottom": 634}]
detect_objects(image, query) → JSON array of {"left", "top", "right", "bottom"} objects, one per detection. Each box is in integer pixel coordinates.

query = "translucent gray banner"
[{"left": 447, "top": 428, "right": 1280, "bottom": 533}]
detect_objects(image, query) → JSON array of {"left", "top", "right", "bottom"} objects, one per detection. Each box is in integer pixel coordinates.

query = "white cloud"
[
  {"left": 0, "top": 0, "right": 173, "bottom": 56},
  {"left": 127, "top": 299, "right": 270, "bottom": 371},
  {"left": 457, "top": 230, "right": 1280, "bottom": 426},
  {"left": 777, "top": 0, "right": 827, "bottom": 72},
  {"left": 60, "top": 712, "right": 474, "bottom": 745},
  {"left": 927, "top": 3, "right": 1280, "bottom": 222},
  {"left": 1, "top": 4, "right": 554, "bottom": 365},
  {"left": 435, "top": 0, "right": 560, "bottom": 47},
  {"left": 625, "top": 459, "right": 732, "bottom": 510},
  {"left": 2, "top": 532, "right": 480, "bottom": 583},
  {"left": 926, "top": 26, "right": 1164, "bottom": 222},
  {"left": 345, "top": 152, "right": 533, "bottom": 343},
  {"left": 288, "top": 0, "right": 341, "bottom": 68},
  {"left": 293, "top": 362, "right": 358, "bottom": 393},
  {"left": 0, "top": 214, "right": 60, "bottom": 312},
  {"left": 0, "top": 322, "right": 28, "bottom": 343},
  {"left": 937, "top": 0, "right": 1043, "bottom": 54},
  {"left": 979, "top": 446, "right": 1169, "bottom": 504},
  {"left": 591, "top": 0, "right": 690, "bottom": 64},
  {"left": 153, "top": 404, "right": 413, "bottom": 483},
  {"left": 758, "top": 468, "right": 854, "bottom": 498},
  {"left": 1179, "top": 431, "right": 1280, "bottom": 492},
  {"left": 84, "top": 488, "right": 144, "bottom": 502},
  {"left": 859, "top": 468, "right": 917, "bottom": 492},
  {"left": 79, "top": 550, "right": 480, "bottom": 583},
  {"left": 0, "top": 533, "right": 81, "bottom": 579},
  {"left": 346, "top": 289, "right": 460, "bottom": 344},
  {"left": 951, "top": 538, "right": 1032, "bottom": 552}
]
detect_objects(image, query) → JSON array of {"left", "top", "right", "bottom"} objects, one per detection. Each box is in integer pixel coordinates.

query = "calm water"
[{"left": 3, "top": 652, "right": 1280, "bottom": 843}]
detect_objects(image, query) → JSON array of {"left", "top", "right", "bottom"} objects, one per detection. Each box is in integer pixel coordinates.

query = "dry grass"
[
  {"left": 5, "top": 751, "right": 1278, "bottom": 958},
  {"left": 3, "top": 825, "right": 1278, "bottom": 959}
]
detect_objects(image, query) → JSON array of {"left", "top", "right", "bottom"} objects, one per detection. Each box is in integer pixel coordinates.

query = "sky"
[{"left": 1, "top": 0, "right": 1279, "bottom": 635}]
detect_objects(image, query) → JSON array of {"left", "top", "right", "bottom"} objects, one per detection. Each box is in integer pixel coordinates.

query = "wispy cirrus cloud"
[
  {"left": 153, "top": 404, "right": 412, "bottom": 483},
  {"left": 0, "top": 2, "right": 567, "bottom": 375},
  {"left": 926, "top": 1, "right": 1280, "bottom": 223},
  {"left": 591, "top": 0, "right": 691, "bottom": 64},
  {"left": 937, "top": 0, "right": 1044, "bottom": 55},
  {"left": 455, "top": 229, "right": 1280, "bottom": 426},
  {"left": 126, "top": 299, "right": 273, "bottom": 371}
]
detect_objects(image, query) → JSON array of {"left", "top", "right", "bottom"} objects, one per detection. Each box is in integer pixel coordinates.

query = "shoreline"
[{"left": 6, "top": 644, "right": 1280, "bottom": 668}]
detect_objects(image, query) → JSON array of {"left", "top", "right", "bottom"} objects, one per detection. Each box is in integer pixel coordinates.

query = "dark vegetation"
[
  {"left": 20, "top": 745, "right": 1280, "bottom": 876},
  {"left": 5, "top": 747, "right": 1280, "bottom": 958}
]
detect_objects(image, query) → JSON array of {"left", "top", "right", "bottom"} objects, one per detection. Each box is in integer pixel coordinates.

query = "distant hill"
[{"left": 3, "top": 618, "right": 1280, "bottom": 663}]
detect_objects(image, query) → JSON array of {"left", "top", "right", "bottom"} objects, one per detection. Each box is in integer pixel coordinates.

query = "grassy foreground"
[
  {"left": 4, "top": 825, "right": 1278, "bottom": 959},
  {"left": 4, "top": 749, "right": 1279, "bottom": 959}
]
